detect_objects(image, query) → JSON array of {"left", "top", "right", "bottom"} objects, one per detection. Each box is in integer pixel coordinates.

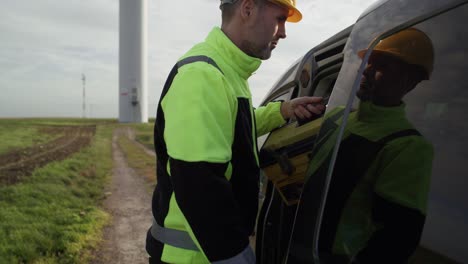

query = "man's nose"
[
  {"left": 364, "top": 63, "right": 372, "bottom": 72},
  {"left": 278, "top": 23, "right": 287, "bottom": 39},
  {"left": 363, "top": 64, "right": 374, "bottom": 76}
]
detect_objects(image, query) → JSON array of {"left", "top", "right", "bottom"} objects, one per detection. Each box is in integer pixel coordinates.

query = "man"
[
  {"left": 146, "top": 1, "right": 325, "bottom": 263},
  {"left": 309, "top": 28, "right": 434, "bottom": 263}
]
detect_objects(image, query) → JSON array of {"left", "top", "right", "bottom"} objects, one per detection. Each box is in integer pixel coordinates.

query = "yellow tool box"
[{"left": 259, "top": 117, "right": 324, "bottom": 206}]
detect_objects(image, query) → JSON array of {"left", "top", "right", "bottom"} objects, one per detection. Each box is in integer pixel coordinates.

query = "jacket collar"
[
  {"left": 357, "top": 101, "right": 407, "bottom": 123},
  {"left": 205, "top": 27, "right": 262, "bottom": 80}
]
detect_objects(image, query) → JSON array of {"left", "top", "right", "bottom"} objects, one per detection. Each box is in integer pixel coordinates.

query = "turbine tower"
[{"left": 119, "top": 0, "right": 148, "bottom": 123}]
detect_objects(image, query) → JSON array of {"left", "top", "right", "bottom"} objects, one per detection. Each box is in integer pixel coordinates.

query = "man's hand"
[{"left": 280, "top": 96, "right": 326, "bottom": 120}]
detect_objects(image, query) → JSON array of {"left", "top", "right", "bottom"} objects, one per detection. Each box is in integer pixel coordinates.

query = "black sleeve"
[
  {"left": 170, "top": 158, "right": 250, "bottom": 262},
  {"left": 354, "top": 193, "right": 426, "bottom": 264}
]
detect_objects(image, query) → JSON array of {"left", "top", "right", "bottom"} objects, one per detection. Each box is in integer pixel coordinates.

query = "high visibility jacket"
[
  {"left": 147, "top": 27, "right": 286, "bottom": 263},
  {"left": 309, "top": 101, "right": 433, "bottom": 263}
]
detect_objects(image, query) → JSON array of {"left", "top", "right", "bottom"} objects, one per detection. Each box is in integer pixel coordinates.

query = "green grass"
[
  {"left": 129, "top": 122, "right": 154, "bottom": 151},
  {"left": 0, "top": 118, "right": 117, "bottom": 155},
  {"left": 117, "top": 133, "right": 156, "bottom": 187},
  {"left": 0, "top": 118, "right": 117, "bottom": 127},
  {"left": 0, "top": 123, "right": 114, "bottom": 264},
  {"left": 0, "top": 125, "right": 58, "bottom": 154}
]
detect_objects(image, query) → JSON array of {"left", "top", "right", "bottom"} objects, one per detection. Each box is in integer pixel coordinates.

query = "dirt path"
[{"left": 91, "top": 127, "right": 153, "bottom": 264}]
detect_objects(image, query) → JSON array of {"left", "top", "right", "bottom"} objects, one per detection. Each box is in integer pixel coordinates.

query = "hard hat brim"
[
  {"left": 358, "top": 49, "right": 431, "bottom": 79},
  {"left": 357, "top": 49, "right": 368, "bottom": 59},
  {"left": 287, "top": 9, "right": 302, "bottom": 23},
  {"left": 358, "top": 49, "right": 408, "bottom": 65},
  {"left": 269, "top": 0, "right": 302, "bottom": 23}
]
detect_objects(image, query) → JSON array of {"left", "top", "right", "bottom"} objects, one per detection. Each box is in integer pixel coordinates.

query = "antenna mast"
[{"left": 82, "top": 73, "right": 86, "bottom": 118}]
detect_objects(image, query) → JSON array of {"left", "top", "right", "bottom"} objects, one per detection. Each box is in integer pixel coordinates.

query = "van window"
[
  {"left": 315, "top": 3, "right": 468, "bottom": 263},
  {"left": 402, "top": 5, "right": 468, "bottom": 263}
]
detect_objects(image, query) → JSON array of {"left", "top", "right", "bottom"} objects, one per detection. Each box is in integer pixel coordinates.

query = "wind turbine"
[{"left": 119, "top": 0, "right": 148, "bottom": 123}]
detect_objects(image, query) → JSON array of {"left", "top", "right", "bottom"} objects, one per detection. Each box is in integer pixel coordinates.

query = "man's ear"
[{"left": 240, "top": 0, "right": 256, "bottom": 20}]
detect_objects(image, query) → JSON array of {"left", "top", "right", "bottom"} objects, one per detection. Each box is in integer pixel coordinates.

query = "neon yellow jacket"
[
  {"left": 334, "top": 102, "right": 433, "bottom": 259},
  {"left": 149, "top": 27, "right": 286, "bottom": 263},
  {"left": 307, "top": 102, "right": 432, "bottom": 262}
]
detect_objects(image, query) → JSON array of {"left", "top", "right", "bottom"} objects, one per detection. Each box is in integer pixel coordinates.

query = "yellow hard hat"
[
  {"left": 268, "top": 0, "right": 302, "bottom": 23},
  {"left": 220, "top": 0, "right": 302, "bottom": 23},
  {"left": 358, "top": 28, "right": 434, "bottom": 78}
]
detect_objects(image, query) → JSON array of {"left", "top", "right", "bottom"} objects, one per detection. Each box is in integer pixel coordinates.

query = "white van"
[{"left": 257, "top": 0, "right": 468, "bottom": 263}]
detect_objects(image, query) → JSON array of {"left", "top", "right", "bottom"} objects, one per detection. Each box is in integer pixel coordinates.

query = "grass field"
[
  {"left": 0, "top": 124, "right": 59, "bottom": 155},
  {"left": 0, "top": 118, "right": 115, "bottom": 155},
  {"left": 0, "top": 119, "right": 115, "bottom": 263},
  {"left": 130, "top": 121, "right": 155, "bottom": 151},
  {"left": 117, "top": 133, "right": 156, "bottom": 187}
]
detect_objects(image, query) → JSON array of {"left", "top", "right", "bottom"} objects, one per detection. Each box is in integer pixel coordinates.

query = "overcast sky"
[{"left": 0, "top": 0, "right": 377, "bottom": 118}]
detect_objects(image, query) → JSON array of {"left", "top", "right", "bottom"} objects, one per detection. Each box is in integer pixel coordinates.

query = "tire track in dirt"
[
  {"left": 0, "top": 126, "right": 96, "bottom": 184},
  {"left": 91, "top": 127, "right": 152, "bottom": 264},
  {"left": 122, "top": 127, "right": 156, "bottom": 158}
]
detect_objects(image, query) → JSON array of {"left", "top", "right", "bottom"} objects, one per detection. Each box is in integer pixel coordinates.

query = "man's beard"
[
  {"left": 357, "top": 79, "right": 372, "bottom": 101},
  {"left": 242, "top": 40, "right": 272, "bottom": 60}
]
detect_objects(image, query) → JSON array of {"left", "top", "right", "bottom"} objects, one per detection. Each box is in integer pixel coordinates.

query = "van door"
[
  {"left": 256, "top": 26, "right": 352, "bottom": 264},
  {"left": 286, "top": 2, "right": 468, "bottom": 264}
]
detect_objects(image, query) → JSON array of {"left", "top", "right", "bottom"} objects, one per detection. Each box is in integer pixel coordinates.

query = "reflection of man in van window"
[{"left": 317, "top": 28, "right": 435, "bottom": 263}]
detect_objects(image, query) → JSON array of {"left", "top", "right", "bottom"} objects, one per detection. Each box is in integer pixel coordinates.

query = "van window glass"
[
  {"left": 315, "top": 4, "right": 468, "bottom": 264},
  {"left": 288, "top": 2, "right": 468, "bottom": 263},
  {"left": 403, "top": 5, "right": 468, "bottom": 263}
]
